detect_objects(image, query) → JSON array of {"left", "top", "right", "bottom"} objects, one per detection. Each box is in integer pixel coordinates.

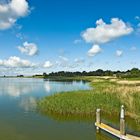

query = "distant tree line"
[
  {"left": 17, "top": 75, "right": 24, "bottom": 77},
  {"left": 43, "top": 68, "right": 140, "bottom": 78}
]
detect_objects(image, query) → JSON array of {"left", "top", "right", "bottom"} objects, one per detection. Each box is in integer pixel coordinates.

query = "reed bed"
[{"left": 38, "top": 77, "right": 140, "bottom": 120}]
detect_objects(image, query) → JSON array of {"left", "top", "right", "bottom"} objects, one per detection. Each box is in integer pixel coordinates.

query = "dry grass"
[{"left": 116, "top": 80, "right": 140, "bottom": 85}]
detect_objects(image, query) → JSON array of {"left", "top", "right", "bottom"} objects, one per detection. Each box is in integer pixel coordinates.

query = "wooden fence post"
[
  {"left": 96, "top": 108, "right": 101, "bottom": 132},
  {"left": 120, "top": 105, "right": 125, "bottom": 137}
]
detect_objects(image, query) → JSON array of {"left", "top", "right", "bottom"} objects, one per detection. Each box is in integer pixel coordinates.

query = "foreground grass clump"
[
  {"left": 38, "top": 91, "right": 121, "bottom": 115},
  {"left": 38, "top": 76, "right": 140, "bottom": 120}
]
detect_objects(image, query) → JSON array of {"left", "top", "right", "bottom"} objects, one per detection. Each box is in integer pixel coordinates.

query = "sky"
[{"left": 0, "top": 0, "right": 140, "bottom": 75}]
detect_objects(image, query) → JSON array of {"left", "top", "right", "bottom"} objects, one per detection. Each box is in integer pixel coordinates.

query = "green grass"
[
  {"left": 38, "top": 76, "right": 140, "bottom": 120},
  {"left": 38, "top": 90, "right": 121, "bottom": 115},
  {"left": 45, "top": 76, "right": 93, "bottom": 82}
]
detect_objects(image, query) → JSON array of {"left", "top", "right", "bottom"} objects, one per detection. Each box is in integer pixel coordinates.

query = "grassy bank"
[{"left": 38, "top": 76, "right": 140, "bottom": 120}]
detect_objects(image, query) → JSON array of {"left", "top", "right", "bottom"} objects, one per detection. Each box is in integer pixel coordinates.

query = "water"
[
  {"left": 0, "top": 78, "right": 138, "bottom": 140},
  {"left": 0, "top": 78, "right": 96, "bottom": 140}
]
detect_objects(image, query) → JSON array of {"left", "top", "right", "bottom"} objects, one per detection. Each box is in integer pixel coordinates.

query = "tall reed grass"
[{"left": 38, "top": 77, "right": 140, "bottom": 120}]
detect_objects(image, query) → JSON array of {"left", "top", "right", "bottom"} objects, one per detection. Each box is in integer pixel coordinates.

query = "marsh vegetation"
[{"left": 38, "top": 76, "right": 140, "bottom": 121}]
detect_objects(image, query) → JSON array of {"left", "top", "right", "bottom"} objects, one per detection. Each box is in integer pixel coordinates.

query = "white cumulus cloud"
[
  {"left": 82, "top": 18, "right": 133, "bottom": 44},
  {"left": 0, "top": 56, "right": 35, "bottom": 68},
  {"left": 43, "top": 61, "right": 53, "bottom": 68},
  {"left": 116, "top": 50, "right": 123, "bottom": 57},
  {"left": 82, "top": 18, "right": 133, "bottom": 57},
  {"left": 0, "top": 0, "right": 29, "bottom": 30},
  {"left": 88, "top": 44, "right": 102, "bottom": 56},
  {"left": 18, "top": 42, "right": 38, "bottom": 56}
]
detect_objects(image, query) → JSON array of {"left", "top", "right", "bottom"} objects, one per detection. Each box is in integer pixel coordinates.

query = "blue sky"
[{"left": 0, "top": 0, "right": 140, "bottom": 75}]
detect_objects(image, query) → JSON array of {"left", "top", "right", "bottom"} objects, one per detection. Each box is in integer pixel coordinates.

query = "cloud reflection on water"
[
  {"left": 44, "top": 81, "right": 51, "bottom": 92},
  {"left": 19, "top": 97, "right": 37, "bottom": 112},
  {"left": 0, "top": 78, "right": 42, "bottom": 97},
  {"left": 43, "top": 80, "right": 89, "bottom": 94},
  {"left": 0, "top": 78, "right": 90, "bottom": 114}
]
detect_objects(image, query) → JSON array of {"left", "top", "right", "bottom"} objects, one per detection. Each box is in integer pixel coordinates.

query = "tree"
[{"left": 43, "top": 72, "right": 48, "bottom": 78}]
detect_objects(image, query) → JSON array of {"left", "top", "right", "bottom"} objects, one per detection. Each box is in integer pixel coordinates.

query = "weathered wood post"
[
  {"left": 96, "top": 108, "right": 101, "bottom": 132},
  {"left": 120, "top": 105, "right": 125, "bottom": 138}
]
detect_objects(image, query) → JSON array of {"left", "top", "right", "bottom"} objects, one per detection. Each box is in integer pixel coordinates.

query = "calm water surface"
[{"left": 0, "top": 78, "right": 138, "bottom": 140}]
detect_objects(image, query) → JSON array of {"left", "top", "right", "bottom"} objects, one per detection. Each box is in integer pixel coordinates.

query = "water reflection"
[
  {"left": 0, "top": 78, "right": 41, "bottom": 97},
  {"left": 0, "top": 78, "right": 90, "bottom": 97},
  {"left": 19, "top": 97, "right": 37, "bottom": 112},
  {"left": 0, "top": 78, "right": 90, "bottom": 114},
  {"left": 44, "top": 81, "right": 51, "bottom": 92},
  {"left": 43, "top": 80, "right": 90, "bottom": 94},
  {"left": 40, "top": 108, "right": 140, "bottom": 136},
  {"left": 96, "top": 132, "right": 116, "bottom": 140},
  {"left": 0, "top": 78, "right": 96, "bottom": 140}
]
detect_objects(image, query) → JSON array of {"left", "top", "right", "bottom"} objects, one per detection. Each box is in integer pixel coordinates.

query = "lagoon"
[
  {"left": 0, "top": 78, "right": 138, "bottom": 140},
  {"left": 0, "top": 78, "right": 100, "bottom": 140}
]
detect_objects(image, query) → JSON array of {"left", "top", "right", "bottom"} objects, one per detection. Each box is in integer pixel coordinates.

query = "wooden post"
[
  {"left": 120, "top": 105, "right": 125, "bottom": 138},
  {"left": 96, "top": 108, "right": 101, "bottom": 132}
]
